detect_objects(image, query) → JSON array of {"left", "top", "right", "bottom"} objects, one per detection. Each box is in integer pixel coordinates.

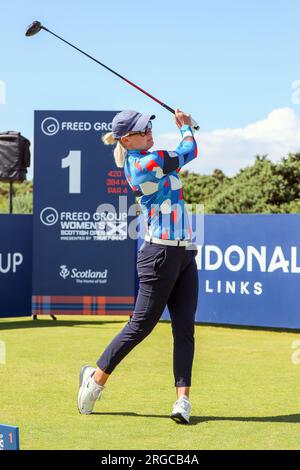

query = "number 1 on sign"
[{"left": 62, "top": 151, "right": 81, "bottom": 194}]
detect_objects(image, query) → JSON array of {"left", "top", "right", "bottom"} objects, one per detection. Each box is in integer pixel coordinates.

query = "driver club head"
[{"left": 25, "top": 21, "right": 43, "bottom": 37}]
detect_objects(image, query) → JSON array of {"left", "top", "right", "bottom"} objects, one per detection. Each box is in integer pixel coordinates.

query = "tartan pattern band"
[{"left": 32, "top": 295, "right": 135, "bottom": 316}]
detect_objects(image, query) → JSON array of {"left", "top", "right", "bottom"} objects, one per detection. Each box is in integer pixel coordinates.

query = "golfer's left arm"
[{"left": 174, "top": 124, "right": 198, "bottom": 167}]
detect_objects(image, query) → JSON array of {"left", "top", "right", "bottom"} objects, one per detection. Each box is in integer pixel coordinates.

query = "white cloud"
[
  {"left": 155, "top": 108, "right": 300, "bottom": 176},
  {"left": 0, "top": 80, "right": 6, "bottom": 105}
]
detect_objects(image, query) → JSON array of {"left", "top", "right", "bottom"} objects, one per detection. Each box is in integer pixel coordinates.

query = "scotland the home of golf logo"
[
  {"left": 41, "top": 117, "right": 112, "bottom": 136},
  {"left": 59, "top": 265, "right": 108, "bottom": 282},
  {"left": 60, "top": 265, "right": 70, "bottom": 279}
]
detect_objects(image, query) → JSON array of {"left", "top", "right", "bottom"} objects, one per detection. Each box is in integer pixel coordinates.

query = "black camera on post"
[{"left": 0, "top": 131, "right": 31, "bottom": 212}]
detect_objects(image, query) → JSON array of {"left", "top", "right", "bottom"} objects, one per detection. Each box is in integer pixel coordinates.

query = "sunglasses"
[{"left": 125, "top": 121, "right": 152, "bottom": 137}]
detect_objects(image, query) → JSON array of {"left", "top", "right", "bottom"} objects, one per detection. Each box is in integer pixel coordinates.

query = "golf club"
[{"left": 25, "top": 21, "right": 200, "bottom": 131}]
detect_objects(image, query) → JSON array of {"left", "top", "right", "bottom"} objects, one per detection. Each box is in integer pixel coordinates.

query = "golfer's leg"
[
  {"left": 167, "top": 253, "right": 199, "bottom": 391},
  {"left": 96, "top": 284, "right": 169, "bottom": 376},
  {"left": 96, "top": 246, "right": 177, "bottom": 376}
]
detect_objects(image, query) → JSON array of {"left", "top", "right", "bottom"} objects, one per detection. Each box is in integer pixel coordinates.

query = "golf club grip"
[
  {"left": 191, "top": 117, "right": 200, "bottom": 131},
  {"left": 162, "top": 104, "right": 200, "bottom": 132}
]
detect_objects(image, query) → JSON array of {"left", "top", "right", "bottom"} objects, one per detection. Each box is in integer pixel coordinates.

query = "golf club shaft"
[{"left": 41, "top": 26, "right": 199, "bottom": 130}]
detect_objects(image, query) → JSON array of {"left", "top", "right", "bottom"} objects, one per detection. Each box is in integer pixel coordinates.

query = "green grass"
[
  {"left": 0, "top": 181, "right": 33, "bottom": 214},
  {"left": 0, "top": 316, "right": 300, "bottom": 450}
]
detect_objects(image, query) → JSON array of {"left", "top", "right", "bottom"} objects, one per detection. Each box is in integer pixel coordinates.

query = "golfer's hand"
[{"left": 174, "top": 109, "right": 192, "bottom": 128}]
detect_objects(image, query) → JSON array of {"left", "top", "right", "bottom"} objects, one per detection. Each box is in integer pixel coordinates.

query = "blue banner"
[
  {"left": 32, "top": 111, "right": 137, "bottom": 316},
  {"left": 162, "top": 214, "right": 300, "bottom": 329},
  {"left": 0, "top": 215, "right": 32, "bottom": 318}
]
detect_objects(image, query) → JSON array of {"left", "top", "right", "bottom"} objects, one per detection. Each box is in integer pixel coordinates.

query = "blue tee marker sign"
[
  {"left": 32, "top": 111, "right": 137, "bottom": 316},
  {"left": 0, "top": 425, "right": 19, "bottom": 450}
]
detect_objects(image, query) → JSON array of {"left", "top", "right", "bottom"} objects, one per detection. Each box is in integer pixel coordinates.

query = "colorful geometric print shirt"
[{"left": 124, "top": 125, "right": 198, "bottom": 240}]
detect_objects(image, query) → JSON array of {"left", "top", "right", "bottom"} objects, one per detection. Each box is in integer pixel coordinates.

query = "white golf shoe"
[
  {"left": 170, "top": 395, "right": 191, "bottom": 424},
  {"left": 77, "top": 365, "right": 104, "bottom": 415}
]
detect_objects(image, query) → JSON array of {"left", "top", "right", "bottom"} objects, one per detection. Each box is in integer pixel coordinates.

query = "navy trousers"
[{"left": 97, "top": 241, "right": 199, "bottom": 387}]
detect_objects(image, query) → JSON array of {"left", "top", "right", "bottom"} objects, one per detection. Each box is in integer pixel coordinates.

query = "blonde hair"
[{"left": 102, "top": 132, "right": 127, "bottom": 168}]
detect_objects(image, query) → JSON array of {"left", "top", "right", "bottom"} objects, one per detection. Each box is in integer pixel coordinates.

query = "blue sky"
[{"left": 1, "top": 0, "right": 300, "bottom": 175}]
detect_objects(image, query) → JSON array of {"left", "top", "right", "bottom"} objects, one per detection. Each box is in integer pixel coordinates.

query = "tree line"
[{"left": 180, "top": 153, "right": 300, "bottom": 213}]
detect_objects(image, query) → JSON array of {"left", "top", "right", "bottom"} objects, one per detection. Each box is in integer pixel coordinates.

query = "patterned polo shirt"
[{"left": 124, "top": 125, "right": 198, "bottom": 240}]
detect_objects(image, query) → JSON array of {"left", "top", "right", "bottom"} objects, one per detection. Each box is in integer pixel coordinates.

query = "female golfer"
[{"left": 77, "top": 109, "right": 199, "bottom": 424}]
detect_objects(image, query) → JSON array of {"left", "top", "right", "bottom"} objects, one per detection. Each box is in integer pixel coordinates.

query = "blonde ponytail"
[{"left": 102, "top": 132, "right": 127, "bottom": 168}]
